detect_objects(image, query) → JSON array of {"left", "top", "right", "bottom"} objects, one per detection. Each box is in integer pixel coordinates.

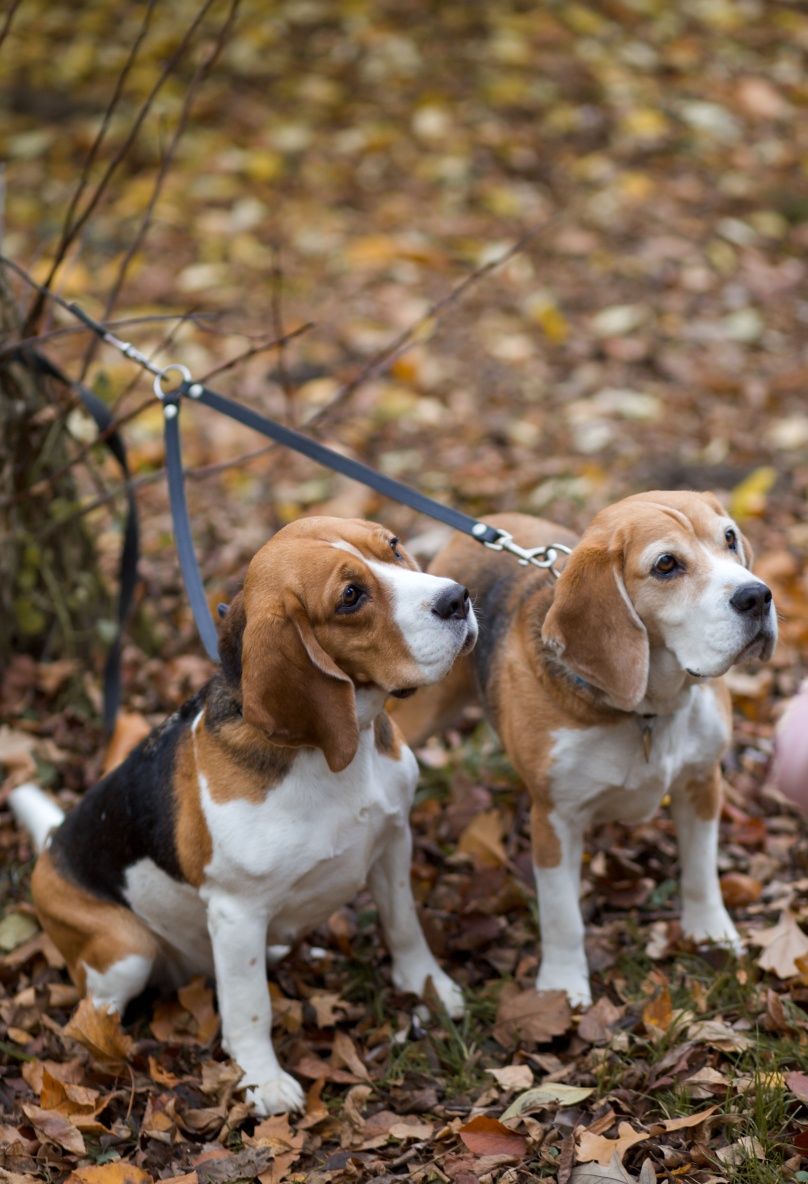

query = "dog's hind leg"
[{"left": 31, "top": 849, "right": 158, "bottom": 1014}]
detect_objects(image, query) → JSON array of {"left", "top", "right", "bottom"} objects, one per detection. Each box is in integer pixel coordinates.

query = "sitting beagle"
[
  {"left": 11, "top": 517, "right": 477, "bottom": 1115},
  {"left": 395, "top": 491, "right": 777, "bottom": 1007}
]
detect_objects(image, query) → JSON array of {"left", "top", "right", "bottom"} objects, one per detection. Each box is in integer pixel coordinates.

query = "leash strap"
[
  {"left": 22, "top": 348, "right": 140, "bottom": 732},
  {"left": 185, "top": 381, "right": 503, "bottom": 544},
  {"left": 162, "top": 392, "right": 221, "bottom": 662}
]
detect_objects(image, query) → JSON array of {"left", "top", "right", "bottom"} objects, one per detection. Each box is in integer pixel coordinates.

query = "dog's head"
[
  {"left": 542, "top": 490, "right": 776, "bottom": 711},
  {"left": 219, "top": 517, "right": 478, "bottom": 771}
]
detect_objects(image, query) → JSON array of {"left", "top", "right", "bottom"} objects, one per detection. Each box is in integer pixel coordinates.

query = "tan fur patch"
[
  {"left": 173, "top": 730, "right": 213, "bottom": 885},
  {"left": 530, "top": 800, "right": 562, "bottom": 868},
  {"left": 193, "top": 711, "right": 292, "bottom": 806},
  {"left": 373, "top": 712, "right": 402, "bottom": 760},
  {"left": 31, "top": 849, "right": 158, "bottom": 992},
  {"left": 684, "top": 765, "right": 723, "bottom": 821}
]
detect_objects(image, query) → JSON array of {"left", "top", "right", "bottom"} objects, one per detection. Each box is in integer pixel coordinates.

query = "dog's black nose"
[
  {"left": 432, "top": 583, "right": 470, "bottom": 621},
  {"left": 730, "top": 581, "right": 772, "bottom": 618}
]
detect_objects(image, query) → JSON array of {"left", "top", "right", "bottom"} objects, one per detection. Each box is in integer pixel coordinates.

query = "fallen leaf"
[
  {"left": 576, "top": 1122, "right": 651, "bottom": 1166},
  {"left": 570, "top": 1153, "right": 653, "bottom": 1183},
  {"left": 457, "top": 808, "right": 509, "bottom": 867},
  {"left": 486, "top": 1064, "right": 533, "bottom": 1091},
  {"left": 493, "top": 985, "right": 572, "bottom": 1046},
  {"left": 501, "top": 1081, "right": 594, "bottom": 1119},
  {"left": 748, "top": 912, "right": 808, "bottom": 979},
  {"left": 0, "top": 727, "right": 37, "bottom": 789},
  {"left": 687, "top": 1018, "right": 753, "bottom": 1052},
  {"left": 657, "top": 1105, "right": 717, "bottom": 1132},
  {"left": 63, "top": 997, "right": 134, "bottom": 1071},
  {"left": 720, "top": 872, "right": 763, "bottom": 907},
  {"left": 458, "top": 1115, "right": 527, "bottom": 1159},
  {"left": 716, "top": 1135, "right": 765, "bottom": 1165},
  {"left": 786, "top": 1071, "right": 808, "bottom": 1105},
  {"left": 102, "top": 711, "right": 151, "bottom": 774},
  {"left": 0, "top": 912, "right": 39, "bottom": 952},
  {"left": 20, "top": 1102, "right": 85, "bottom": 1154},
  {"left": 643, "top": 986, "right": 673, "bottom": 1039},
  {"left": 65, "top": 1167, "right": 153, "bottom": 1184},
  {"left": 331, "top": 1030, "right": 371, "bottom": 1082},
  {"left": 177, "top": 977, "right": 219, "bottom": 1044},
  {"left": 578, "top": 996, "right": 624, "bottom": 1044}
]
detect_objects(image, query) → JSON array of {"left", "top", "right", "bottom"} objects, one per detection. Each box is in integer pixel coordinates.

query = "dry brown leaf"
[
  {"left": 457, "top": 808, "right": 509, "bottom": 868},
  {"left": 748, "top": 912, "right": 808, "bottom": 978},
  {"left": 642, "top": 986, "right": 673, "bottom": 1039},
  {"left": 177, "top": 977, "right": 220, "bottom": 1044},
  {"left": 576, "top": 1121, "right": 650, "bottom": 1166},
  {"left": 657, "top": 1105, "right": 717, "bottom": 1132},
  {"left": 720, "top": 872, "right": 763, "bottom": 907},
  {"left": 63, "top": 997, "right": 134, "bottom": 1071},
  {"left": 578, "top": 996, "right": 624, "bottom": 1044},
  {"left": 20, "top": 1102, "right": 86, "bottom": 1154},
  {"left": 786, "top": 1070, "right": 808, "bottom": 1104},
  {"left": 331, "top": 1030, "right": 371, "bottom": 1082},
  {"left": 102, "top": 712, "right": 151, "bottom": 774},
  {"left": 493, "top": 984, "right": 572, "bottom": 1046},
  {"left": 486, "top": 1063, "right": 534, "bottom": 1091},
  {"left": 64, "top": 1167, "right": 153, "bottom": 1184},
  {"left": 458, "top": 1115, "right": 527, "bottom": 1160}
]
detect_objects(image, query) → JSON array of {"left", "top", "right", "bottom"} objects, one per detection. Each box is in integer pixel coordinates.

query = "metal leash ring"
[{"left": 153, "top": 363, "right": 193, "bottom": 403}]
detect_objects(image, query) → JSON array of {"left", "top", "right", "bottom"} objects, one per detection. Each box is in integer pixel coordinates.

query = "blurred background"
[{"left": 2, "top": 0, "right": 807, "bottom": 719}]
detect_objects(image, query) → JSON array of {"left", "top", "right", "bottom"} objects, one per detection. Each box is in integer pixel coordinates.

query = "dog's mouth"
[{"left": 687, "top": 627, "right": 776, "bottom": 679}]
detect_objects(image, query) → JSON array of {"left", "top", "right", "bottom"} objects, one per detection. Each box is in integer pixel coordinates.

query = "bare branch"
[
  {"left": 79, "top": 0, "right": 242, "bottom": 379},
  {"left": 198, "top": 320, "right": 315, "bottom": 383},
  {"left": 22, "top": 0, "right": 218, "bottom": 336},
  {"left": 0, "top": 0, "right": 24, "bottom": 57}
]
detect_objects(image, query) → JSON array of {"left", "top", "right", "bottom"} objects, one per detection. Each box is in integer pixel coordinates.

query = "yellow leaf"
[{"left": 729, "top": 466, "right": 777, "bottom": 521}]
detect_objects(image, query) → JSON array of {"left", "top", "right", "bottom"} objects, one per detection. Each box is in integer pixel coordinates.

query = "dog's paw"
[
  {"left": 392, "top": 961, "right": 464, "bottom": 1019},
  {"left": 682, "top": 908, "right": 743, "bottom": 955},
  {"left": 536, "top": 963, "right": 592, "bottom": 1009},
  {"left": 430, "top": 971, "right": 465, "bottom": 1020},
  {"left": 246, "top": 1070, "right": 305, "bottom": 1116}
]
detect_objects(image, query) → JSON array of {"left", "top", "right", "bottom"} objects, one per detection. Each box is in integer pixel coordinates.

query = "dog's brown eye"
[
  {"left": 725, "top": 527, "right": 738, "bottom": 551},
  {"left": 652, "top": 554, "right": 679, "bottom": 577},
  {"left": 338, "top": 584, "right": 367, "bottom": 613},
  {"left": 389, "top": 536, "right": 403, "bottom": 560}
]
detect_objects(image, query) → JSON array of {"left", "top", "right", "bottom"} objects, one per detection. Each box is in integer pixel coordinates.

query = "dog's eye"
[
  {"left": 725, "top": 527, "right": 738, "bottom": 552},
  {"left": 652, "top": 554, "right": 679, "bottom": 577},
  {"left": 389, "top": 536, "right": 403, "bottom": 561},
  {"left": 337, "top": 584, "right": 367, "bottom": 613}
]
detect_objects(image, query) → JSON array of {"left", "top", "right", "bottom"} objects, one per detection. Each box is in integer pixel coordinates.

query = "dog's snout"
[
  {"left": 432, "top": 583, "right": 470, "bottom": 622},
  {"left": 730, "top": 581, "right": 772, "bottom": 619}
]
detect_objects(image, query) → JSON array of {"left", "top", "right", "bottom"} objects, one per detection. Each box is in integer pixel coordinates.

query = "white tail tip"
[{"left": 8, "top": 783, "right": 65, "bottom": 853}]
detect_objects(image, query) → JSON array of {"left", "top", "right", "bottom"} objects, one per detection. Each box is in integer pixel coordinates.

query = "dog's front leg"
[
  {"left": 532, "top": 805, "right": 591, "bottom": 1007},
  {"left": 368, "top": 821, "right": 464, "bottom": 1019},
  {"left": 671, "top": 770, "right": 742, "bottom": 952},
  {"left": 204, "top": 891, "right": 304, "bottom": 1115}
]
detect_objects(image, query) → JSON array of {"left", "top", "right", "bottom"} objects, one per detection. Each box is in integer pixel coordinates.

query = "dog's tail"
[{"left": 9, "top": 783, "right": 65, "bottom": 852}]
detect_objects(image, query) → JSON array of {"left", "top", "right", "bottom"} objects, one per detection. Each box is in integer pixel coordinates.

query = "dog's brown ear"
[
  {"left": 218, "top": 592, "right": 246, "bottom": 684},
  {"left": 542, "top": 533, "right": 649, "bottom": 712},
  {"left": 240, "top": 604, "right": 359, "bottom": 773}
]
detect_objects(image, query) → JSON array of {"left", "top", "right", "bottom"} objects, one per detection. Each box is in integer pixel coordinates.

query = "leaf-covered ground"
[{"left": 2, "top": 2, "right": 808, "bottom": 1181}]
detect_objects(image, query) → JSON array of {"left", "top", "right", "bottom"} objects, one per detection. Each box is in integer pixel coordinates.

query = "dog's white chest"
[
  {"left": 548, "top": 686, "right": 729, "bottom": 825},
  {"left": 199, "top": 731, "right": 417, "bottom": 940}
]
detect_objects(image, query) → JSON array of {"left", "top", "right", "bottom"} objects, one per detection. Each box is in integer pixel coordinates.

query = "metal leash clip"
[{"left": 482, "top": 530, "right": 572, "bottom": 579}]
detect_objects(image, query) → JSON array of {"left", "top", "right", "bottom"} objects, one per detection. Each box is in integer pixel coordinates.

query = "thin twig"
[
  {"left": 198, "top": 320, "right": 314, "bottom": 383},
  {"left": 79, "top": 0, "right": 242, "bottom": 379},
  {"left": 307, "top": 232, "right": 533, "bottom": 429},
  {"left": 0, "top": 0, "right": 24, "bottom": 57},
  {"left": 270, "top": 242, "right": 296, "bottom": 423},
  {"left": 22, "top": 0, "right": 217, "bottom": 335},
  {"left": 0, "top": 310, "right": 225, "bottom": 362}
]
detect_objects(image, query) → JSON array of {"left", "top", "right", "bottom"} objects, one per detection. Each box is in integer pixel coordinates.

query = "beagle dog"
[
  {"left": 395, "top": 491, "right": 777, "bottom": 1007},
  {"left": 11, "top": 517, "right": 477, "bottom": 1115}
]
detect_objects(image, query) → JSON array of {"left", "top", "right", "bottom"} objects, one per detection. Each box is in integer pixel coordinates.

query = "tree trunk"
[{"left": 0, "top": 264, "right": 109, "bottom": 664}]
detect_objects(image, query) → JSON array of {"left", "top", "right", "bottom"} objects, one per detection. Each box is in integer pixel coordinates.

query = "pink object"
[{"left": 773, "top": 681, "right": 808, "bottom": 813}]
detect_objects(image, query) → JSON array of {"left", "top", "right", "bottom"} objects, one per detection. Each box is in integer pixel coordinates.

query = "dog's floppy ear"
[
  {"left": 240, "top": 602, "right": 359, "bottom": 773},
  {"left": 542, "top": 532, "right": 649, "bottom": 712},
  {"left": 218, "top": 592, "right": 246, "bottom": 684}
]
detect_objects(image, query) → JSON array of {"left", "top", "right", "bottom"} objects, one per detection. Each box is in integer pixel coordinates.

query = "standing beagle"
[
  {"left": 395, "top": 491, "right": 777, "bottom": 1007},
  {"left": 11, "top": 517, "right": 477, "bottom": 1115}
]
